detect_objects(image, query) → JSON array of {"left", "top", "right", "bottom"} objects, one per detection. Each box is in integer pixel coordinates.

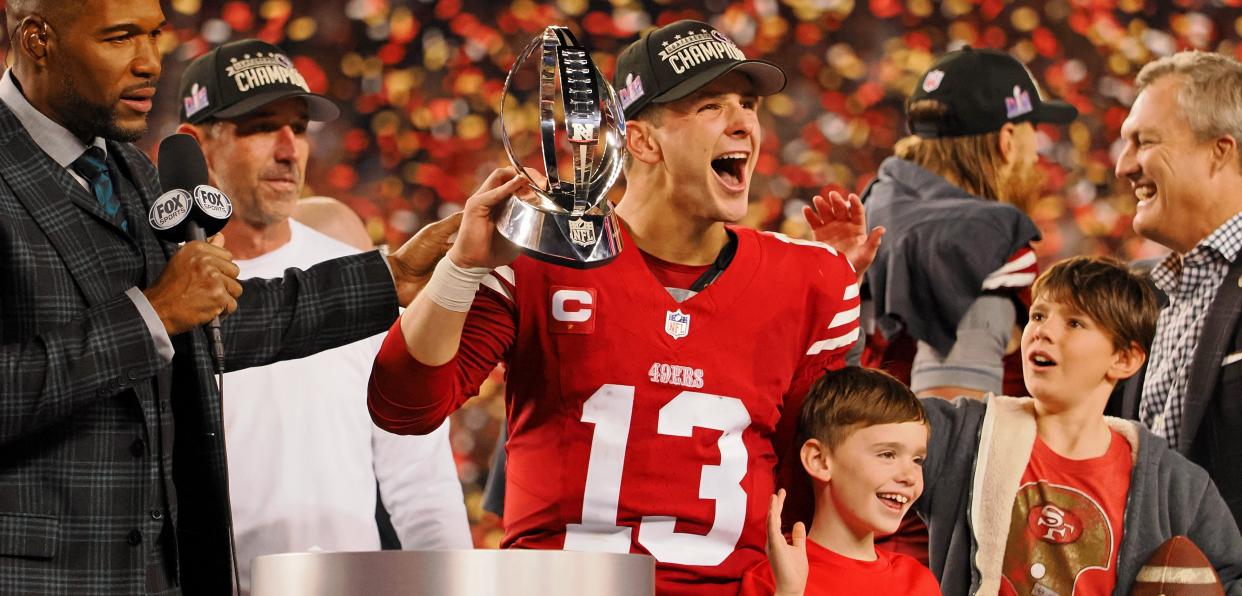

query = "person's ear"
[
  {"left": 800, "top": 438, "right": 832, "bottom": 483},
  {"left": 625, "top": 119, "right": 662, "bottom": 166},
  {"left": 1209, "top": 134, "right": 1239, "bottom": 177},
  {"left": 997, "top": 122, "right": 1017, "bottom": 165},
  {"left": 1107, "top": 341, "right": 1147, "bottom": 382},
  {"left": 176, "top": 123, "right": 204, "bottom": 143},
  {"left": 175, "top": 123, "right": 220, "bottom": 183},
  {"left": 20, "top": 18, "right": 51, "bottom": 62}
]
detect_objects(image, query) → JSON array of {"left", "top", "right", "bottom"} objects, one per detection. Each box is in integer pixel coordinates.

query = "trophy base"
[{"left": 496, "top": 196, "right": 623, "bottom": 269}]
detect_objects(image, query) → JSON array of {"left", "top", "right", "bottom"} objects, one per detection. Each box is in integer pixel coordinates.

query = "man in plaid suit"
[
  {"left": 0, "top": 1, "right": 454, "bottom": 593},
  {"left": 1112, "top": 51, "right": 1242, "bottom": 527}
]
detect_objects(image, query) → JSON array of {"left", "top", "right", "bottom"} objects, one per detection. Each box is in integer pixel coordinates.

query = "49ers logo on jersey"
[
  {"left": 647, "top": 362, "right": 705, "bottom": 388},
  {"left": 550, "top": 287, "right": 596, "bottom": 334}
]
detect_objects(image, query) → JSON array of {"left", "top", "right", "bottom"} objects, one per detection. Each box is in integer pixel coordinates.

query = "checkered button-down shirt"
[{"left": 1140, "top": 211, "right": 1242, "bottom": 448}]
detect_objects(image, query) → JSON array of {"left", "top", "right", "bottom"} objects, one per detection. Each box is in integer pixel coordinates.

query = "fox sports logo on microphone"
[
  {"left": 193, "top": 185, "right": 233, "bottom": 220},
  {"left": 149, "top": 189, "right": 193, "bottom": 231}
]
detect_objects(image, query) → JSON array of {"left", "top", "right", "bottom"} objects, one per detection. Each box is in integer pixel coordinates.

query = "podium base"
[{"left": 251, "top": 549, "right": 655, "bottom": 596}]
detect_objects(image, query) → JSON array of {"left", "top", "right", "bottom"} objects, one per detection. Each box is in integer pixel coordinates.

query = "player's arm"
[
  {"left": 368, "top": 281, "right": 515, "bottom": 434},
  {"left": 399, "top": 168, "right": 524, "bottom": 366},
  {"left": 777, "top": 249, "right": 862, "bottom": 529},
  {"left": 368, "top": 168, "right": 524, "bottom": 434}
]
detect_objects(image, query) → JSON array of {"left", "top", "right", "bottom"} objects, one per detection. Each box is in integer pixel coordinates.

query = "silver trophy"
[{"left": 496, "top": 26, "right": 625, "bottom": 268}]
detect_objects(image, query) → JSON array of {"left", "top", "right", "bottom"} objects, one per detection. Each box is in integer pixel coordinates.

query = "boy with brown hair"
[
  {"left": 740, "top": 367, "right": 941, "bottom": 595},
  {"left": 919, "top": 256, "right": 1242, "bottom": 594}
]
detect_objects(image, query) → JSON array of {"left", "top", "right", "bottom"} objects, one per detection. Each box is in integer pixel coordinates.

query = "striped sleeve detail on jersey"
[
  {"left": 806, "top": 281, "right": 861, "bottom": 356},
  {"left": 981, "top": 247, "right": 1038, "bottom": 291},
  {"left": 768, "top": 232, "right": 840, "bottom": 257},
  {"left": 479, "top": 265, "right": 516, "bottom": 303},
  {"left": 843, "top": 282, "right": 859, "bottom": 300}
]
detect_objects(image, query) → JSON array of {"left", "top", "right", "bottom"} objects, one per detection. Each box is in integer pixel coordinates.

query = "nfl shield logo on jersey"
[
  {"left": 665, "top": 309, "right": 691, "bottom": 339},
  {"left": 568, "top": 218, "right": 596, "bottom": 247}
]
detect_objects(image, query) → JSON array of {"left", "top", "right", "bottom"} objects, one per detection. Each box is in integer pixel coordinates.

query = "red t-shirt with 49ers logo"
[
  {"left": 368, "top": 225, "right": 861, "bottom": 595},
  {"left": 999, "top": 430, "right": 1133, "bottom": 596}
]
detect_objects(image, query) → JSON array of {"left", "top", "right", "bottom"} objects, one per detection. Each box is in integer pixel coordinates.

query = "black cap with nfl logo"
[
  {"left": 612, "top": 20, "right": 786, "bottom": 121},
  {"left": 908, "top": 47, "right": 1078, "bottom": 138},
  {"left": 179, "top": 39, "right": 340, "bottom": 124}
]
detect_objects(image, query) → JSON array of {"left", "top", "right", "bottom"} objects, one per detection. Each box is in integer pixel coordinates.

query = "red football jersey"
[{"left": 370, "top": 225, "right": 860, "bottom": 595}]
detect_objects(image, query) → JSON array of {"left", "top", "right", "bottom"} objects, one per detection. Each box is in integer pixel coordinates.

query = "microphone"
[
  {"left": 150, "top": 133, "right": 233, "bottom": 372},
  {"left": 150, "top": 134, "right": 232, "bottom": 242}
]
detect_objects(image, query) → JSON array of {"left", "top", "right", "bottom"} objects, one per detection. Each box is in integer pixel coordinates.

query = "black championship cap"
[
  {"left": 179, "top": 39, "right": 339, "bottom": 124},
  {"left": 908, "top": 47, "right": 1078, "bottom": 138},
  {"left": 612, "top": 20, "right": 786, "bottom": 121}
]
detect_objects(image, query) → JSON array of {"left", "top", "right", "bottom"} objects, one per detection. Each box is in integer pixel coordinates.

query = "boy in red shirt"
[
  {"left": 740, "top": 367, "right": 941, "bottom": 595},
  {"left": 919, "top": 256, "right": 1242, "bottom": 594}
]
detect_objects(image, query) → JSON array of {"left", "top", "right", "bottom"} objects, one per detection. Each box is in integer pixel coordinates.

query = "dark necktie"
[{"left": 71, "top": 146, "right": 127, "bottom": 231}]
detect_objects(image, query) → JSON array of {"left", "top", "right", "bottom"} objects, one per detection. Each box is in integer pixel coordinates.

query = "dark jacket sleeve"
[
  {"left": 916, "top": 396, "right": 985, "bottom": 594},
  {"left": 0, "top": 293, "right": 163, "bottom": 447},
  {"left": 1115, "top": 439, "right": 1242, "bottom": 596},
  {"left": 220, "top": 250, "right": 399, "bottom": 372},
  {"left": 1187, "top": 479, "right": 1242, "bottom": 594},
  {"left": 916, "top": 396, "right": 982, "bottom": 517}
]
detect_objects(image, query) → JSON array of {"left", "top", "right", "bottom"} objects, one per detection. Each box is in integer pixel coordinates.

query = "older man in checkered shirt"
[{"left": 1112, "top": 50, "right": 1242, "bottom": 525}]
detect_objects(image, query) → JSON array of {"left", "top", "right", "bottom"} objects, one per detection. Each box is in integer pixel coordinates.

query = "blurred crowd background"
[{"left": 124, "top": 0, "right": 1242, "bottom": 547}]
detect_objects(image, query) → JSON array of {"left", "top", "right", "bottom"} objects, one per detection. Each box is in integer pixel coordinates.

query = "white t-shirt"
[{"left": 223, "top": 221, "right": 470, "bottom": 595}]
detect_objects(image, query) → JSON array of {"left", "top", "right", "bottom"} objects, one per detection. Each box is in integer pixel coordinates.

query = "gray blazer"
[{"left": 0, "top": 99, "right": 399, "bottom": 595}]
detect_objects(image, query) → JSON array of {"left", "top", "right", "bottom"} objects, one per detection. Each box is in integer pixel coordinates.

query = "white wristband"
[{"left": 423, "top": 256, "right": 491, "bottom": 312}]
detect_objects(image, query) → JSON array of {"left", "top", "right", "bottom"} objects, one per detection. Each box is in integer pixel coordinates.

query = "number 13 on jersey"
[{"left": 563, "top": 384, "right": 753, "bottom": 567}]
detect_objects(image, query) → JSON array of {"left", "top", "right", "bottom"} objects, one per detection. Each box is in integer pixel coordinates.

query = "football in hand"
[{"left": 1130, "top": 535, "right": 1224, "bottom": 596}]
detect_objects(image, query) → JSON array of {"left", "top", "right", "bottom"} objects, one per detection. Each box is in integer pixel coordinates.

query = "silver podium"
[{"left": 251, "top": 549, "right": 656, "bottom": 596}]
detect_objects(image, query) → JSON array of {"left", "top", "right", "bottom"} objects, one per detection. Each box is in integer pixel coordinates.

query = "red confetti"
[
  {"left": 795, "top": 23, "right": 822, "bottom": 46},
  {"left": 327, "top": 164, "right": 358, "bottom": 191},
  {"left": 583, "top": 11, "right": 616, "bottom": 37},
  {"left": 981, "top": 0, "right": 1005, "bottom": 21},
  {"left": 869, "top": 0, "right": 902, "bottom": 20},
  {"left": 1032, "top": 28, "right": 1059, "bottom": 57},
  {"left": 290, "top": 57, "right": 327, "bottom": 94},
  {"left": 345, "top": 129, "right": 371, "bottom": 154},
  {"left": 220, "top": 1, "right": 254, "bottom": 33},
  {"left": 903, "top": 31, "right": 932, "bottom": 51},
  {"left": 378, "top": 43, "right": 405, "bottom": 65},
  {"left": 435, "top": 0, "right": 462, "bottom": 20},
  {"left": 982, "top": 25, "right": 1008, "bottom": 48}
]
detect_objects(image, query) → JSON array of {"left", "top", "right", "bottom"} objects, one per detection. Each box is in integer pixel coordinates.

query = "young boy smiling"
[
  {"left": 919, "top": 256, "right": 1242, "bottom": 594},
  {"left": 740, "top": 367, "right": 941, "bottom": 595}
]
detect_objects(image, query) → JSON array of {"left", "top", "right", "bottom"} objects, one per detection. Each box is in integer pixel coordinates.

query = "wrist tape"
[{"left": 423, "top": 256, "right": 491, "bottom": 312}]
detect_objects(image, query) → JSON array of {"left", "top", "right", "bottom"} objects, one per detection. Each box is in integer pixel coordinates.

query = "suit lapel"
[
  {"left": 110, "top": 142, "right": 174, "bottom": 286},
  {"left": 0, "top": 101, "right": 116, "bottom": 306},
  {"left": 1179, "top": 257, "right": 1242, "bottom": 452}
]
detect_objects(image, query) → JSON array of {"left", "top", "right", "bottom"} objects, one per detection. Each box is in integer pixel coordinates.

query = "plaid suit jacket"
[
  {"left": 1119, "top": 256, "right": 1242, "bottom": 526},
  {"left": 0, "top": 99, "right": 400, "bottom": 594}
]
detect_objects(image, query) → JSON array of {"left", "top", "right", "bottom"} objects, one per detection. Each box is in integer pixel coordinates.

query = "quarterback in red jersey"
[{"left": 369, "top": 20, "right": 878, "bottom": 595}]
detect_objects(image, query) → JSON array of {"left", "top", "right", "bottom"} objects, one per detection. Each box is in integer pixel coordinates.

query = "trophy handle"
[{"left": 498, "top": 27, "right": 625, "bottom": 211}]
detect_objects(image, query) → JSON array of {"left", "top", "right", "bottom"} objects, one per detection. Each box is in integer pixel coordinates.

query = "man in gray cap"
[{"left": 176, "top": 39, "right": 470, "bottom": 596}]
